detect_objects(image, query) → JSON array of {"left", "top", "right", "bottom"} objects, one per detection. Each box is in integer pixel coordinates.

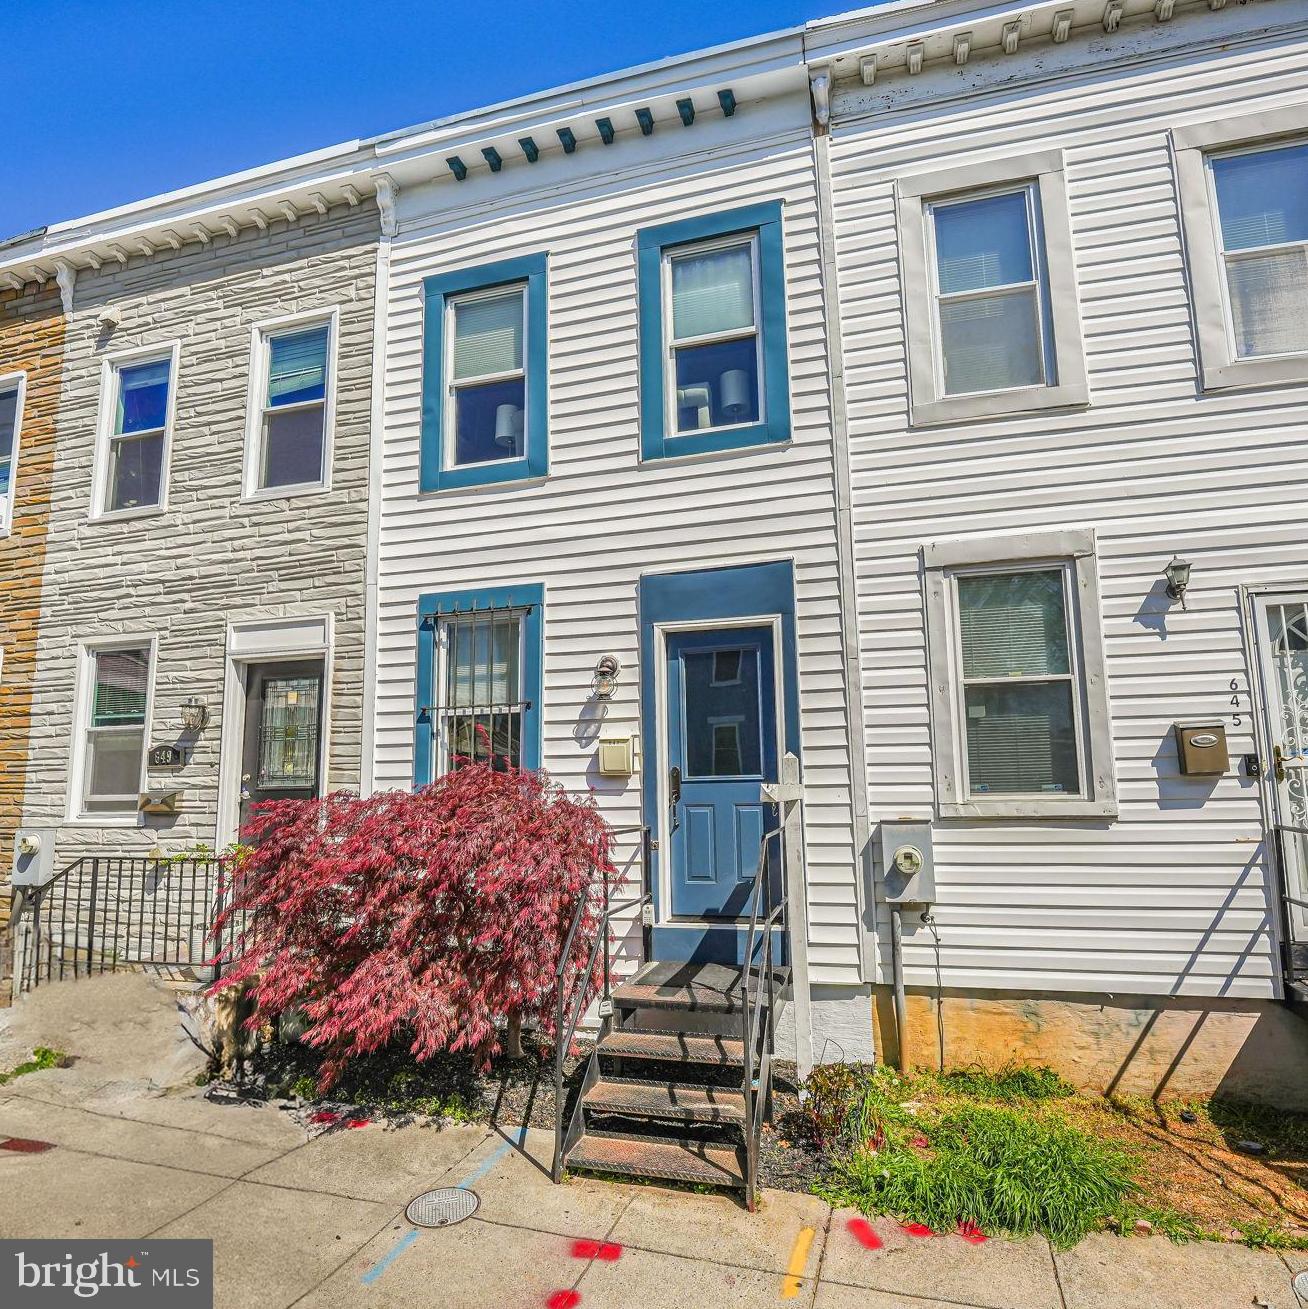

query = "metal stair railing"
[
  {"left": 738, "top": 827, "right": 787, "bottom": 1212},
  {"left": 552, "top": 825, "right": 650, "bottom": 1184},
  {"left": 10, "top": 854, "right": 237, "bottom": 996}
]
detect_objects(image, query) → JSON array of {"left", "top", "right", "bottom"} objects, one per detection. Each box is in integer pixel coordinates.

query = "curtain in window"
[
  {"left": 116, "top": 360, "right": 171, "bottom": 434},
  {"left": 452, "top": 290, "right": 524, "bottom": 381},
  {"left": 671, "top": 243, "right": 755, "bottom": 340},
  {"left": 958, "top": 571, "right": 1069, "bottom": 678},
  {"left": 447, "top": 614, "right": 521, "bottom": 708},
  {"left": 268, "top": 326, "right": 329, "bottom": 406},
  {"left": 92, "top": 649, "right": 149, "bottom": 726}
]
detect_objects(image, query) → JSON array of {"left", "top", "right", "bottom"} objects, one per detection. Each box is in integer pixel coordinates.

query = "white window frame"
[
  {"left": 66, "top": 634, "right": 157, "bottom": 825},
  {"left": 660, "top": 231, "right": 765, "bottom": 437},
  {"left": 897, "top": 150, "right": 1088, "bottom": 426},
  {"left": 242, "top": 306, "right": 339, "bottom": 500},
  {"left": 90, "top": 342, "right": 181, "bottom": 521},
  {"left": 433, "top": 609, "right": 528, "bottom": 775},
  {"left": 923, "top": 528, "right": 1116, "bottom": 819},
  {"left": 1173, "top": 104, "right": 1308, "bottom": 391},
  {"left": 442, "top": 284, "right": 529, "bottom": 472},
  {"left": 0, "top": 370, "right": 28, "bottom": 536}
]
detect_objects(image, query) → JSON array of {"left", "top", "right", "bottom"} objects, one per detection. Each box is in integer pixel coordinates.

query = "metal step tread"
[
  {"left": 566, "top": 1131, "right": 746, "bottom": 1188},
  {"left": 598, "top": 1029, "right": 746, "bottom": 1066},
  {"left": 613, "top": 962, "right": 760, "bottom": 1014},
  {"left": 583, "top": 1077, "right": 747, "bottom": 1122}
]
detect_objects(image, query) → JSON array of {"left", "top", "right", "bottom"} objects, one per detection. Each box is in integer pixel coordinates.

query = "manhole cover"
[
  {"left": 1294, "top": 1269, "right": 1308, "bottom": 1302},
  {"left": 405, "top": 1187, "right": 479, "bottom": 1228}
]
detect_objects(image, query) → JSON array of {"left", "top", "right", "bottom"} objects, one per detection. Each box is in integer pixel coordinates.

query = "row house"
[{"left": 4, "top": 0, "right": 1308, "bottom": 1140}]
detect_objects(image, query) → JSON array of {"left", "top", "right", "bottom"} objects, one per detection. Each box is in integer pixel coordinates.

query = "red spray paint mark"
[
  {"left": 846, "top": 1217, "right": 883, "bottom": 1251},
  {"left": 570, "top": 1239, "right": 621, "bottom": 1261},
  {"left": 309, "top": 1110, "right": 340, "bottom": 1125},
  {"left": 346, "top": 1118, "right": 371, "bottom": 1130},
  {"left": 0, "top": 1137, "right": 54, "bottom": 1154},
  {"left": 956, "top": 1221, "right": 988, "bottom": 1245},
  {"left": 546, "top": 1291, "right": 581, "bottom": 1309},
  {"left": 900, "top": 1222, "right": 934, "bottom": 1238}
]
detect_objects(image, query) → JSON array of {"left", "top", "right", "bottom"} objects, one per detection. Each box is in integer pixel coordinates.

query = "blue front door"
[{"left": 666, "top": 626, "right": 780, "bottom": 920}]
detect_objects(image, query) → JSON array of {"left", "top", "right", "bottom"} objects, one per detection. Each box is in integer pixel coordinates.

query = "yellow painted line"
[{"left": 781, "top": 1225, "right": 816, "bottom": 1299}]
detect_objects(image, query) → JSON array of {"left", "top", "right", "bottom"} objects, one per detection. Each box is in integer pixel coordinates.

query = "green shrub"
[
  {"left": 819, "top": 1104, "right": 1138, "bottom": 1249},
  {"left": 0, "top": 1047, "right": 66, "bottom": 1086}
]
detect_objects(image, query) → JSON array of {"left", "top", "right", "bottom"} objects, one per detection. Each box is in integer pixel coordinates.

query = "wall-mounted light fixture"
[
  {"left": 1164, "top": 556, "right": 1192, "bottom": 609},
  {"left": 591, "top": 655, "right": 621, "bottom": 701},
  {"left": 179, "top": 697, "right": 209, "bottom": 732}
]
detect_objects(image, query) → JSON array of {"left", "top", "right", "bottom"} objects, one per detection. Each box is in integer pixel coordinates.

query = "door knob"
[{"left": 668, "top": 765, "right": 682, "bottom": 833}]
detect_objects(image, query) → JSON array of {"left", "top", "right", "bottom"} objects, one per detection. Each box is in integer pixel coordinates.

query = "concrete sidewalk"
[{"left": 0, "top": 1062, "right": 1303, "bottom": 1309}]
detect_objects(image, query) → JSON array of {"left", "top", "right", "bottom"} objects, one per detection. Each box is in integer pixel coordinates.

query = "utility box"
[
  {"left": 876, "top": 819, "right": 935, "bottom": 905},
  {"left": 12, "top": 829, "right": 55, "bottom": 888},
  {"left": 597, "top": 733, "right": 636, "bottom": 778},
  {"left": 1174, "top": 721, "right": 1229, "bottom": 776}
]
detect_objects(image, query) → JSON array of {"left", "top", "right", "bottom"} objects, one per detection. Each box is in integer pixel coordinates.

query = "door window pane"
[
  {"left": 958, "top": 570, "right": 1070, "bottom": 678},
  {"left": 682, "top": 647, "right": 762, "bottom": 777},
  {"left": 256, "top": 676, "right": 320, "bottom": 788},
  {"left": 964, "top": 681, "right": 1079, "bottom": 794}
]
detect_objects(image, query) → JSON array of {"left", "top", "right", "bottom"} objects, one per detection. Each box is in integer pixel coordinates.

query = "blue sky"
[{"left": 5, "top": 0, "right": 830, "bottom": 240}]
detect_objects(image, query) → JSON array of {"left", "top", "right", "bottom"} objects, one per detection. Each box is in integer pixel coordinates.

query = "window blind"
[
  {"left": 268, "top": 326, "right": 329, "bottom": 406},
  {"left": 939, "top": 292, "right": 1043, "bottom": 395},
  {"left": 92, "top": 648, "right": 149, "bottom": 726},
  {"left": 1212, "top": 143, "right": 1308, "bottom": 251},
  {"left": 447, "top": 613, "right": 521, "bottom": 708},
  {"left": 452, "top": 290, "right": 524, "bottom": 381},
  {"left": 958, "top": 570, "right": 1069, "bottom": 679},
  {"left": 1227, "top": 250, "right": 1308, "bottom": 358},
  {"left": 671, "top": 243, "right": 755, "bottom": 340},
  {"left": 934, "top": 190, "right": 1034, "bottom": 294},
  {"left": 964, "top": 683, "right": 1079, "bottom": 794}
]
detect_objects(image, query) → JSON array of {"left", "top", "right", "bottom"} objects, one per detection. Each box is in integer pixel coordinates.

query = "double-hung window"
[
  {"left": 247, "top": 316, "right": 335, "bottom": 495},
  {"left": 420, "top": 256, "right": 548, "bottom": 491},
  {"left": 99, "top": 352, "right": 175, "bottom": 514},
  {"left": 78, "top": 643, "right": 152, "bottom": 817},
  {"left": 0, "top": 373, "right": 25, "bottom": 532},
  {"left": 923, "top": 529, "right": 1116, "bottom": 819},
  {"left": 1174, "top": 107, "right": 1308, "bottom": 389},
  {"left": 898, "top": 151, "right": 1087, "bottom": 424},
  {"left": 414, "top": 585, "right": 544, "bottom": 784},
  {"left": 637, "top": 202, "right": 790, "bottom": 460}
]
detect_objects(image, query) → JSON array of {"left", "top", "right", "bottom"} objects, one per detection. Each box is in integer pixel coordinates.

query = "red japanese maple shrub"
[{"left": 210, "top": 756, "right": 616, "bottom": 1090}]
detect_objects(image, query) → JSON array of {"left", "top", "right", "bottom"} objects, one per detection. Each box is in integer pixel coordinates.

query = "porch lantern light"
[
  {"left": 591, "top": 655, "right": 621, "bottom": 702},
  {"left": 1164, "top": 556, "right": 1192, "bottom": 608},
  {"left": 179, "top": 697, "right": 210, "bottom": 732}
]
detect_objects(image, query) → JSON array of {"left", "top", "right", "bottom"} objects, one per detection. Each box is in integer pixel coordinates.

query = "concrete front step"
[
  {"left": 566, "top": 1130, "right": 747, "bottom": 1189},
  {"left": 583, "top": 1077, "right": 747, "bottom": 1124}
]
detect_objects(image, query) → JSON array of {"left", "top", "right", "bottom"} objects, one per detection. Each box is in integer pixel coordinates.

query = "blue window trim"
[
  {"left": 637, "top": 201, "right": 790, "bottom": 462},
  {"left": 420, "top": 254, "right": 549, "bottom": 492},
  {"left": 638, "top": 560, "right": 800, "bottom": 964},
  {"left": 413, "top": 582, "right": 545, "bottom": 787}
]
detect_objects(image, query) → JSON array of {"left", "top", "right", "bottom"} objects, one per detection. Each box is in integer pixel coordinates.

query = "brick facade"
[
  {"left": 0, "top": 284, "right": 65, "bottom": 986},
  {"left": 21, "top": 202, "right": 377, "bottom": 866}
]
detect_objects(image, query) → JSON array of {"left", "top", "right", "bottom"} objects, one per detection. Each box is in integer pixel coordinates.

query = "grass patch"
[
  {"left": 0, "top": 1047, "right": 67, "bottom": 1086},
  {"left": 1234, "top": 1219, "right": 1308, "bottom": 1251},
  {"left": 937, "top": 1062, "right": 1075, "bottom": 1103},
  {"left": 818, "top": 1102, "right": 1138, "bottom": 1249}
]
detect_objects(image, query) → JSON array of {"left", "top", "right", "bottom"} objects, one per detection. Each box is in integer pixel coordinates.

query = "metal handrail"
[
  {"left": 738, "top": 827, "right": 786, "bottom": 1211},
  {"left": 552, "top": 825, "right": 650, "bottom": 1183}
]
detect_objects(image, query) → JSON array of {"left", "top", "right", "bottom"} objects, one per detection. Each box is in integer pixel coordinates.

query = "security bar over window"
[
  {"left": 1208, "top": 140, "right": 1308, "bottom": 360},
  {"left": 433, "top": 605, "right": 529, "bottom": 771}
]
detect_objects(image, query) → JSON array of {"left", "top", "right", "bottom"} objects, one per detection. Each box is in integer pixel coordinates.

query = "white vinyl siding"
[
  {"left": 372, "top": 99, "right": 863, "bottom": 987},
  {"left": 827, "top": 10, "right": 1304, "bottom": 1000}
]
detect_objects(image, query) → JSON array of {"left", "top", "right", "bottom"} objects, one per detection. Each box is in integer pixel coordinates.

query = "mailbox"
[
  {"left": 597, "top": 734, "right": 636, "bottom": 778},
  {"left": 1174, "top": 721, "right": 1229, "bottom": 776}
]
